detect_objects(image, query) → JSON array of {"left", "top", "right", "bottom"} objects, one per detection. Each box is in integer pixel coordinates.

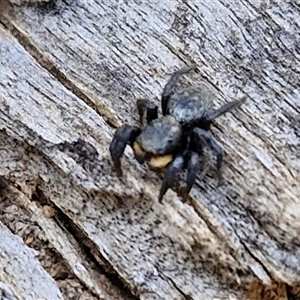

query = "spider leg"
[
  {"left": 109, "top": 125, "right": 141, "bottom": 177},
  {"left": 192, "top": 128, "right": 223, "bottom": 177},
  {"left": 206, "top": 96, "right": 246, "bottom": 122},
  {"left": 158, "top": 155, "right": 184, "bottom": 202},
  {"left": 162, "top": 65, "right": 196, "bottom": 115},
  {"left": 136, "top": 99, "right": 158, "bottom": 126},
  {"left": 181, "top": 151, "right": 201, "bottom": 201}
]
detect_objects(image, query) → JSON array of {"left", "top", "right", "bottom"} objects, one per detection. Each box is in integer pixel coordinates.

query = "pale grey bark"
[
  {"left": 0, "top": 0, "right": 299, "bottom": 299},
  {"left": 0, "top": 221, "right": 63, "bottom": 300},
  {"left": 0, "top": 282, "right": 18, "bottom": 300}
]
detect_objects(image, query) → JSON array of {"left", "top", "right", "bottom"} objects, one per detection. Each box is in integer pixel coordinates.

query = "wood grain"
[{"left": 0, "top": 0, "right": 299, "bottom": 299}]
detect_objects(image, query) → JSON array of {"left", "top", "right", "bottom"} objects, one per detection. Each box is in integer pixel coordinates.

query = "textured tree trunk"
[{"left": 0, "top": 0, "right": 299, "bottom": 299}]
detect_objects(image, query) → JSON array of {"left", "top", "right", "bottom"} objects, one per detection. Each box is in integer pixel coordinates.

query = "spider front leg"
[
  {"left": 162, "top": 65, "right": 196, "bottom": 115},
  {"left": 136, "top": 99, "right": 158, "bottom": 126},
  {"left": 158, "top": 155, "right": 184, "bottom": 202},
  {"left": 109, "top": 125, "right": 141, "bottom": 177},
  {"left": 159, "top": 151, "right": 202, "bottom": 202},
  {"left": 180, "top": 151, "right": 201, "bottom": 201},
  {"left": 192, "top": 128, "right": 224, "bottom": 179}
]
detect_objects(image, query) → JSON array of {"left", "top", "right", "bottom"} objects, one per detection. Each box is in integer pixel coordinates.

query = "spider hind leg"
[
  {"left": 207, "top": 97, "right": 246, "bottom": 122},
  {"left": 161, "top": 65, "right": 196, "bottom": 115}
]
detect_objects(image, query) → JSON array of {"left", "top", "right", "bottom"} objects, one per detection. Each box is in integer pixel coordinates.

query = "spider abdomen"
[{"left": 168, "top": 87, "right": 214, "bottom": 124}]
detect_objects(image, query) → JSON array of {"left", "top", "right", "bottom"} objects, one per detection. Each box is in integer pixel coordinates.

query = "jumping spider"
[{"left": 109, "top": 65, "right": 245, "bottom": 202}]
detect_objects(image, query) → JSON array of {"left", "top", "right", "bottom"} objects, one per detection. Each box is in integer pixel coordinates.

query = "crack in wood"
[
  {"left": 0, "top": 175, "right": 136, "bottom": 300},
  {"left": 32, "top": 186, "right": 140, "bottom": 300},
  {"left": 156, "top": 269, "right": 193, "bottom": 300}
]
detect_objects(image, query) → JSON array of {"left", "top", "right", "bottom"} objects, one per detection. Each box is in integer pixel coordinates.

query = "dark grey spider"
[{"left": 109, "top": 65, "right": 245, "bottom": 202}]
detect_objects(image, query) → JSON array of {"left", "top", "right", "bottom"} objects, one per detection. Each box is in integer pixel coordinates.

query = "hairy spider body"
[
  {"left": 109, "top": 65, "right": 245, "bottom": 202},
  {"left": 134, "top": 115, "right": 182, "bottom": 169},
  {"left": 167, "top": 87, "right": 213, "bottom": 125},
  {"left": 136, "top": 116, "right": 182, "bottom": 156}
]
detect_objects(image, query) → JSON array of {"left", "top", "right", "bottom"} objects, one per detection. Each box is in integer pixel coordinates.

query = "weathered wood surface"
[
  {"left": 0, "top": 219, "right": 63, "bottom": 300},
  {"left": 0, "top": 0, "right": 299, "bottom": 299}
]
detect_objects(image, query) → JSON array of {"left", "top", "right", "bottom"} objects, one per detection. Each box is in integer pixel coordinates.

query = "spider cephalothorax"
[{"left": 109, "top": 65, "right": 245, "bottom": 202}]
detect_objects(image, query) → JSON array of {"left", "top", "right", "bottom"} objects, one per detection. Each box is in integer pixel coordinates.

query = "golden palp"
[
  {"left": 149, "top": 155, "right": 173, "bottom": 169},
  {"left": 133, "top": 142, "right": 145, "bottom": 156}
]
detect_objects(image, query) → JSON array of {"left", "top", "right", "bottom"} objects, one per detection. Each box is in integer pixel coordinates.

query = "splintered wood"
[{"left": 0, "top": 0, "right": 299, "bottom": 299}]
